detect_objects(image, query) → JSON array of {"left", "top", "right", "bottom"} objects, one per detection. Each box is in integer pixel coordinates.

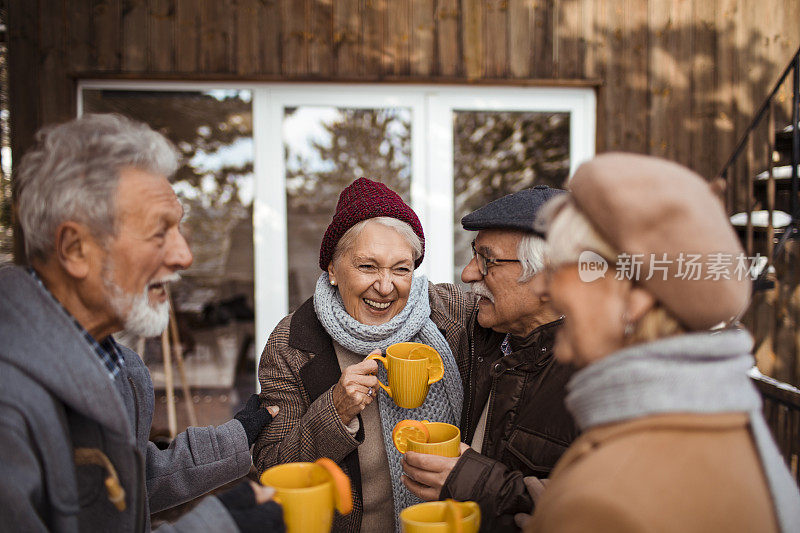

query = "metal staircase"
[{"left": 718, "top": 46, "right": 800, "bottom": 485}]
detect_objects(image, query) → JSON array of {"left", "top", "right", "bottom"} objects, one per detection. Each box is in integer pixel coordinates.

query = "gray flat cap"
[{"left": 461, "top": 185, "right": 567, "bottom": 235}]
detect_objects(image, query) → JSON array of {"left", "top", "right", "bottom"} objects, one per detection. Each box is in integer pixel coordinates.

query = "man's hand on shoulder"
[{"left": 234, "top": 394, "right": 279, "bottom": 447}]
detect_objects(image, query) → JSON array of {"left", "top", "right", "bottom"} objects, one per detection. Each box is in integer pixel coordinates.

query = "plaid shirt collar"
[
  {"left": 500, "top": 333, "right": 512, "bottom": 356},
  {"left": 28, "top": 268, "right": 125, "bottom": 381}
]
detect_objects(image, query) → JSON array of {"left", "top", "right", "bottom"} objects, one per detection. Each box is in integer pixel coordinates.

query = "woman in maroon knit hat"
[{"left": 253, "top": 178, "right": 476, "bottom": 532}]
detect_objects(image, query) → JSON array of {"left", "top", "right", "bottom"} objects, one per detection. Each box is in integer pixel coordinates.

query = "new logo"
[{"left": 578, "top": 251, "right": 608, "bottom": 282}]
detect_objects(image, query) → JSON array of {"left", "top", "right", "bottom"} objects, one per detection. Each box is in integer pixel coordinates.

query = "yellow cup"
[
  {"left": 400, "top": 500, "right": 481, "bottom": 533},
  {"left": 259, "top": 462, "right": 336, "bottom": 533},
  {"left": 407, "top": 422, "right": 461, "bottom": 458},
  {"left": 368, "top": 342, "right": 443, "bottom": 409}
]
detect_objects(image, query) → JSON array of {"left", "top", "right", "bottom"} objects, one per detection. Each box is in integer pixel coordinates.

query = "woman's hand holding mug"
[{"left": 332, "top": 351, "right": 380, "bottom": 425}]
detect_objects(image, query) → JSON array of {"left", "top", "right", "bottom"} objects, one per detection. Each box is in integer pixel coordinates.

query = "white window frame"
[{"left": 77, "top": 81, "right": 596, "bottom": 389}]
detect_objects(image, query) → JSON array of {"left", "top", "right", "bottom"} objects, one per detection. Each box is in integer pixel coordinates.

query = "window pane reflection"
[
  {"left": 82, "top": 89, "right": 255, "bottom": 429},
  {"left": 284, "top": 106, "right": 412, "bottom": 310},
  {"left": 453, "top": 111, "right": 570, "bottom": 282}
]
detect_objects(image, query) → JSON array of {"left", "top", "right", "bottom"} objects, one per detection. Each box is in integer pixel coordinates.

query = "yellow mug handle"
[
  {"left": 444, "top": 499, "right": 464, "bottom": 533},
  {"left": 366, "top": 352, "right": 392, "bottom": 398},
  {"left": 461, "top": 501, "right": 480, "bottom": 530},
  {"left": 445, "top": 500, "right": 480, "bottom": 532}
]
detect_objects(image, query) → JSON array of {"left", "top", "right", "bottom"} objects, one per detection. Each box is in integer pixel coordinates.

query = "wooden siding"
[
  {"left": 8, "top": 0, "right": 800, "bottom": 181},
  {"left": 6, "top": 1, "right": 800, "bottom": 382}
]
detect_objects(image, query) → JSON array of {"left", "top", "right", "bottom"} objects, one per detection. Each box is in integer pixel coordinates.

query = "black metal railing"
[
  {"left": 719, "top": 46, "right": 799, "bottom": 268},
  {"left": 751, "top": 374, "right": 800, "bottom": 485},
  {"left": 719, "top": 47, "right": 800, "bottom": 474}
]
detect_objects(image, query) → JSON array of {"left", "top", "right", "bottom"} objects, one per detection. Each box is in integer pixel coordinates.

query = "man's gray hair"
[
  {"left": 517, "top": 233, "right": 547, "bottom": 282},
  {"left": 332, "top": 216, "right": 423, "bottom": 267},
  {"left": 16, "top": 113, "right": 180, "bottom": 262}
]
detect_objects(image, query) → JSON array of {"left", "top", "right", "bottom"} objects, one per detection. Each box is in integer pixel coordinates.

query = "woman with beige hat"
[{"left": 526, "top": 153, "right": 800, "bottom": 532}]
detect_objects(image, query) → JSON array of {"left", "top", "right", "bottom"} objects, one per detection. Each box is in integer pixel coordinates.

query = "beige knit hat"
[{"left": 550, "top": 152, "right": 751, "bottom": 330}]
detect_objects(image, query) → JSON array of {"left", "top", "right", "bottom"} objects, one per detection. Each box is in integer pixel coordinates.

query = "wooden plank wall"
[
  {"left": 6, "top": 1, "right": 800, "bottom": 382},
  {"left": 8, "top": 0, "right": 800, "bottom": 180}
]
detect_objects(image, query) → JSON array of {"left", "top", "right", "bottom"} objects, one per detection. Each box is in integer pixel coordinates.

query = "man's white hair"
[
  {"left": 517, "top": 233, "right": 547, "bottom": 282},
  {"left": 15, "top": 113, "right": 179, "bottom": 262}
]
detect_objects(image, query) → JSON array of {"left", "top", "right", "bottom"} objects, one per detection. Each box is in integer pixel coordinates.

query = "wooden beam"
[
  {"left": 256, "top": 0, "right": 281, "bottom": 74},
  {"left": 333, "top": 0, "right": 361, "bottom": 76},
  {"left": 201, "top": 0, "right": 234, "bottom": 72},
  {"left": 8, "top": 0, "right": 41, "bottom": 263},
  {"left": 281, "top": 0, "right": 309, "bottom": 76},
  {"left": 310, "top": 0, "right": 334, "bottom": 76},
  {"left": 72, "top": 70, "right": 603, "bottom": 87},
  {"left": 387, "top": 0, "right": 411, "bottom": 75},
  {"left": 461, "top": 0, "right": 482, "bottom": 79},
  {"left": 410, "top": 0, "right": 435, "bottom": 76},
  {"left": 435, "top": 0, "right": 459, "bottom": 76},
  {"left": 508, "top": 0, "right": 533, "bottom": 78},
  {"left": 234, "top": 0, "right": 260, "bottom": 76},
  {"left": 8, "top": 0, "right": 41, "bottom": 162},
  {"left": 149, "top": 0, "right": 176, "bottom": 72},
  {"left": 175, "top": 0, "right": 201, "bottom": 72},
  {"left": 483, "top": 0, "right": 507, "bottom": 78},
  {"left": 532, "top": 0, "right": 555, "bottom": 78},
  {"left": 40, "top": 0, "right": 73, "bottom": 126},
  {"left": 93, "top": 0, "right": 122, "bottom": 71},
  {"left": 122, "top": 0, "right": 148, "bottom": 71},
  {"left": 363, "top": 0, "right": 388, "bottom": 75}
]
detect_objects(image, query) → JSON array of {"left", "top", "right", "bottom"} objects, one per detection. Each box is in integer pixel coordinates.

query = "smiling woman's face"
[{"left": 328, "top": 220, "right": 415, "bottom": 325}]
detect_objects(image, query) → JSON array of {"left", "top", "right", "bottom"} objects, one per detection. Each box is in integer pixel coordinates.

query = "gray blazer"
[{"left": 0, "top": 266, "right": 251, "bottom": 531}]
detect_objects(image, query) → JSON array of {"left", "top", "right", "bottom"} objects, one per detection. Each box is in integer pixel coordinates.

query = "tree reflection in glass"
[
  {"left": 82, "top": 90, "right": 256, "bottom": 425},
  {"left": 453, "top": 111, "right": 571, "bottom": 282}
]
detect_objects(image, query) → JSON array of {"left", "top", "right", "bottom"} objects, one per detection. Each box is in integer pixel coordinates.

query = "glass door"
[
  {"left": 426, "top": 87, "right": 596, "bottom": 282},
  {"left": 78, "top": 82, "right": 596, "bottom": 393},
  {"left": 254, "top": 87, "right": 427, "bottom": 359},
  {"left": 80, "top": 83, "right": 259, "bottom": 426}
]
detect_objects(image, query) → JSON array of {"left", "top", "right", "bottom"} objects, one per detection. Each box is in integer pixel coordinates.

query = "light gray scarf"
[
  {"left": 313, "top": 273, "right": 463, "bottom": 531},
  {"left": 566, "top": 328, "right": 800, "bottom": 533}
]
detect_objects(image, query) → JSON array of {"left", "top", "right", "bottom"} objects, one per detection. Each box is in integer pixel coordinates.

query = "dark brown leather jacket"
[{"left": 441, "top": 318, "right": 578, "bottom": 532}]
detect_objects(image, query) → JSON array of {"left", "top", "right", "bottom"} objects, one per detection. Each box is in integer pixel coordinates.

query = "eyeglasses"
[{"left": 471, "top": 240, "right": 521, "bottom": 276}]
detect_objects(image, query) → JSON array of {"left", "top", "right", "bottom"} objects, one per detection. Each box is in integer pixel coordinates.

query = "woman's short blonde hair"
[
  {"left": 545, "top": 199, "right": 618, "bottom": 268},
  {"left": 547, "top": 200, "right": 686, "bottom": 343}
]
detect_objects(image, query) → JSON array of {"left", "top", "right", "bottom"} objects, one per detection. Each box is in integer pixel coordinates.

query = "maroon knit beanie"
[{"left": 319, "top": 178, "right": 425, "bottom": 270}]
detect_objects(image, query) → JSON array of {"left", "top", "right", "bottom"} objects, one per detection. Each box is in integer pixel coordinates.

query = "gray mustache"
[{"left": 469, "top": 282, "right": 494, "bottom": 302}]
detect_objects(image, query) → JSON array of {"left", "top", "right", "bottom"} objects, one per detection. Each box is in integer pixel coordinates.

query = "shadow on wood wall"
[{"left": 6, "top": 0, "right": 800, "bottom": 382}]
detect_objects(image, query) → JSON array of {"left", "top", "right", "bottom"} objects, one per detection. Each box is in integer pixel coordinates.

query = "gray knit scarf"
[
  {"left": 313, "top": 273, "right": 464, "bottom": 531},
  {"left": 565, "top": 328, "right": 800, "bottom": 533}
]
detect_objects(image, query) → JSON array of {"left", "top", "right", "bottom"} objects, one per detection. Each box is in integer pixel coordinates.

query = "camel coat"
[{"left": 528, "top": 412, "right": 779, "bottom": 533}]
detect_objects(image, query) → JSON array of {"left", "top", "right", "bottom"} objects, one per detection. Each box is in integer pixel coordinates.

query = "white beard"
[{"left": 103, "top": 265, "right": 178, "bottom": 338}]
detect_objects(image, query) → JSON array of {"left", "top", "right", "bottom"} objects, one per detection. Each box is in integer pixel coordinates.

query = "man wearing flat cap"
[{"left": 401, "top": 185, "right": 579, "bottom": 532}]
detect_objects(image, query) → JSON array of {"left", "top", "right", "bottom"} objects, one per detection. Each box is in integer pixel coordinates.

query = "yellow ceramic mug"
[
  {"left": 259, "top": 462, "right": 338, "bottom": 533},
  {"left": 367, "top": 342, "right": 443, "bottom": 409},
  {"left": 407, "top": 421, "right": 461, "bottom": 457},
  {"left": 400, "top": 500, "right": 481, "bottom": 533}
]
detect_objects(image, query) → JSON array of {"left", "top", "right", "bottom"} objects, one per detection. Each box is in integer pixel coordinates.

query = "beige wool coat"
[{"left": 527, "top": 412, "right": 779, "bottom": 533}]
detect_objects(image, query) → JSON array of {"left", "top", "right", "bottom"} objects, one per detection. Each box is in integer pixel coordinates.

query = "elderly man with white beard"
[
  {"left": 401, "top": 187, "right": 579, "bottom": 532},
  {"left": 0, "top": 114, "right": 284, "bottom": 533}
]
